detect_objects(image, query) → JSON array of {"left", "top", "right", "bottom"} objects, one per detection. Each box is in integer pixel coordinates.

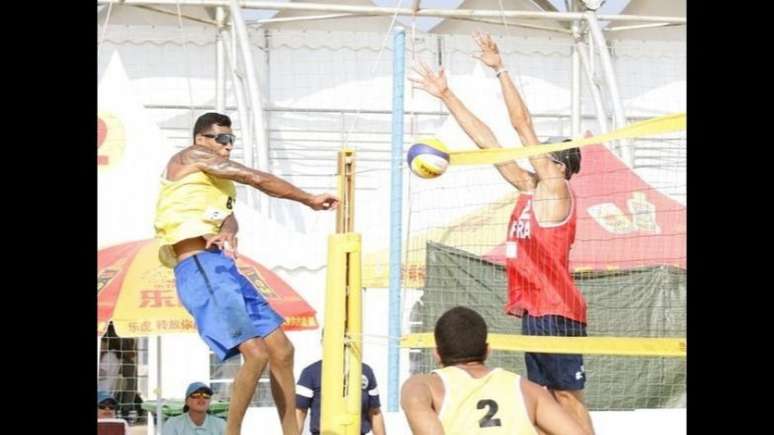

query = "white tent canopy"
[{"left": 98, "top": 0, "right": 685, "bottom": 40}]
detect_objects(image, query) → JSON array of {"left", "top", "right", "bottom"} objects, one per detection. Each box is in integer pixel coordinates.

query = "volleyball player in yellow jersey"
[
  {"left": 154, "top": 112, "right": 338, "bottom": 435},
  {"left": 401, "top": 307, "right": 588, "bottom": 435}
]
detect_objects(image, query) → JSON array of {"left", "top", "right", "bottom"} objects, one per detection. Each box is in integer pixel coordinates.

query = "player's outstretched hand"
[
  {"left": 472, "top": 31, "right": 503, "bottom": 70},
  {"left": 308, "top": 193, "right": 339, "bottom": 211},
  {"left": 408, "top": 61, "right": 449, "bottom": 99}
]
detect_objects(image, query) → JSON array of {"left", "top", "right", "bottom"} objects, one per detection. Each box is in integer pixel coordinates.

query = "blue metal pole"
[{"left": 387, "top": 26, "right": 405, "bottom": 412}]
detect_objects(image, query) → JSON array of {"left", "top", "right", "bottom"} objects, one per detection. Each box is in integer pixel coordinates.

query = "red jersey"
[{"left": 504, "top": 185, "right": 587, "bottom": 323}]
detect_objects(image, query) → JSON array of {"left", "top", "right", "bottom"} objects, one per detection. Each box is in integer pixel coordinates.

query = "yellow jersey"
[
  {"left": 154, "top": 171, "right": 236, "bottom": 267},
  {"left": 434, "top": 366, "right": 537, "bottom": 435}
]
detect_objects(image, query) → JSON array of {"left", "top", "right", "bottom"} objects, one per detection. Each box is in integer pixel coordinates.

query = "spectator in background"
[
  {"left": 162, "top": 382, "right": 225, "bottom": 435},
  {"left": 98, "top": 338, "right": 122, "bottom": 397},
  {"left": 98, "top": 391, "right": 119, "bottom": 419},
  {"left": 295, "top": 332, "right": 385, "bottom": 435}
]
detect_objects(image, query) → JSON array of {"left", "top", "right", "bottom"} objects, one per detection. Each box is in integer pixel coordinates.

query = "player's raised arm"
[
  {"left": 181, "top": 145, "right": 338, "bottom": 211},
  {"left": 409, "top": 61, "right": 536, "bottom": 192}
]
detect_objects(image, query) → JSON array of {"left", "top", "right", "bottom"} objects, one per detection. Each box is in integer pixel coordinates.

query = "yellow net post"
[{"left": 321, "top": 149, "right": 363, "bottom": 435}]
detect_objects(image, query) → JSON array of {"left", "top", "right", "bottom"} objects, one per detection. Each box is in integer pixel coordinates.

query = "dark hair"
[
  {"left": 544, "top": 138, "right": 581, "bottom": 180},
  {"left": 98, "top": 398, "right": 117, "bottom": 407},
  {"left": 434, "top": 306, "right": 488, "bottom": 366},
  {"left": 551, "top": 147, "right": 582, "bottom": 180},
  {"left": 193, "top": 112, "right": 231, "bottom": 139}
]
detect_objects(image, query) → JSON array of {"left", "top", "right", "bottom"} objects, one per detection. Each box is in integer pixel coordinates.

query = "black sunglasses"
[
  {"left": 99, "top": 403, "right": 117, "bottom": 411},
  {"left": 202, "top": 133, "right": 236, "bottom": 145}
]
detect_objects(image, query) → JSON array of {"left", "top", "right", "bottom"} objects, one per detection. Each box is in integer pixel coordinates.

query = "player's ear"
[
  {"left": 432, "top": 348, "right": 442, "bottom": 366},
  {"left": 485, "top": 343, "right": 492, "bottom": 360}
]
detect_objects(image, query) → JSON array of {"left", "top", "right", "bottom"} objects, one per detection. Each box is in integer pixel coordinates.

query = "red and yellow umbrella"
[{"left": 98, "top": 239, "right": 318, "bottom": 337}]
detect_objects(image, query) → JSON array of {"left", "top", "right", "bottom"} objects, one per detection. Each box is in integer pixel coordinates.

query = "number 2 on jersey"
[{"left": 477, "top": 399, "right": 502, "bottom": 428}]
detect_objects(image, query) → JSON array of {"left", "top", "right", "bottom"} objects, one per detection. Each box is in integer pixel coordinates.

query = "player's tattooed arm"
[
  {"left": 180, "top": 146, "right": 338, "bottom": 210},
  {"left": 179, "top": 145, "right": 265, "bottom": 186}
]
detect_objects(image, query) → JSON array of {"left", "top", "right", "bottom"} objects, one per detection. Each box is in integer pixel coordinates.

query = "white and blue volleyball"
[{"left": 407, "top": 138, "right": 450, "bottom": 179}]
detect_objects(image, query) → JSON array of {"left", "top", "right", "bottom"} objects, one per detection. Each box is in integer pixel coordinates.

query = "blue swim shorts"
[
  {"left": 174, "top": 249, "right": 285, "bottom": 361},
  {"left": 522, "top": 313, "right": 587, "bottom": 391}
]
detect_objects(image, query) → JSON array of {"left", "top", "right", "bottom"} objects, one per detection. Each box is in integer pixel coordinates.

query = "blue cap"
[
  {"left": 97, "top": 391, "right": 117, "bottom": 405},
  {"left": 183, "top": 382, "right": 213, "bottom": 413},
  {"left": 185, "top": 382, "right": 213, "bottom": 398}
]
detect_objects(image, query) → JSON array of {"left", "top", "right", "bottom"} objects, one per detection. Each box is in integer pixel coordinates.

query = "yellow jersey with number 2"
[{"left": 434, "top": 366, "right": 538, "bottom": 435}]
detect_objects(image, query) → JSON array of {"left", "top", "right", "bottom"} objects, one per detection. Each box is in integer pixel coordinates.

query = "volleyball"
[{"left": 407, "top": 138, "right": 450, "bottom": 179}]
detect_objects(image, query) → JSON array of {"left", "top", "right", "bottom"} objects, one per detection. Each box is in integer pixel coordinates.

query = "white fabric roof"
[{"left": 98, "top": 0, "right": 684, "bottom": 40}]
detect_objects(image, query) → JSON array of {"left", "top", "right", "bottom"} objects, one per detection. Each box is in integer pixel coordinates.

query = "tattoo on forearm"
[
  {"left": 180, "top": 146, "right": 256, "bottom": 185},
  {"left": 180, "top": 146, "right": 310, "bottom": 204}
]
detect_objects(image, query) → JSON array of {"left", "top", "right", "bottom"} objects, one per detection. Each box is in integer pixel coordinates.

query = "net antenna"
[{"left": 402, "top": 1, "right": 419, "bottom": 318}]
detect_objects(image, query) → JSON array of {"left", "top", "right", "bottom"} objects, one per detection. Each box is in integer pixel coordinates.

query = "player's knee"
[
  {"left": 272, "top": 338, "right": 294, "bottom": 367},
  {"left": 240, "top": 340, "right": 270, "bottom": 367}
]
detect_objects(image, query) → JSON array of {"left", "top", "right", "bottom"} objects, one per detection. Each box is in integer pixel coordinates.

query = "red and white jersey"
[{"left": 504, "top": 183, "right": 587, "bottom": 323}]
